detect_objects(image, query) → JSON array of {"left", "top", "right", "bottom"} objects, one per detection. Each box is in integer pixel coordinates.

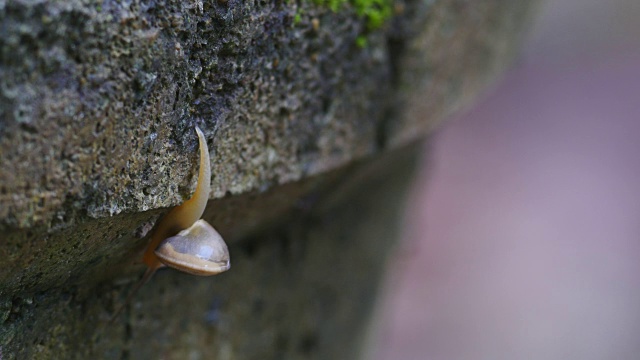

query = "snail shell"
[{"left": 155, "top": 219, "right": 230, "bottom": 276}]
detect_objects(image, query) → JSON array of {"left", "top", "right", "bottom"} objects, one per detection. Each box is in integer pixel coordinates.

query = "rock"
[{"left": 0, "top": 0, "right": 537, "bottom": 357}]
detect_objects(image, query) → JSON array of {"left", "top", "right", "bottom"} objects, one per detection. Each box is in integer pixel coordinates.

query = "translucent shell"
[{"left": 155, "top": 219, "right": 230, "bottom": 276}]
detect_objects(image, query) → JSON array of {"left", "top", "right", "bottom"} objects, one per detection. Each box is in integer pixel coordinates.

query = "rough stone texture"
[
  {"left": 2, "top": 144, "right": 420, "bottom": 359},
  {"left": 0, "top": 0, "right": 538, "bottom": 358}
]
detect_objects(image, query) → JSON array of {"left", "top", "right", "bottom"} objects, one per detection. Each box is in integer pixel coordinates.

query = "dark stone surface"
[
  {"left": 0, "top": 0, "right": 538, "bottom": 357},
  {"left": 2, "top": 143, "right": 421, "bottom": 359},
  {"left": 0, "top": 0, "right": 535, "bottom": 228}
]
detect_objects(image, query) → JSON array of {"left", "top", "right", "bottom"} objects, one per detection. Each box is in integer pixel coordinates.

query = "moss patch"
[{"left": 313, "top": 0, "right": 394, "bottom": 30}]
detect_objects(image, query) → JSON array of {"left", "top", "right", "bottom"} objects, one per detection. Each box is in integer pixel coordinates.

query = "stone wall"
[{"left": 0, "top": 0, "right": 537, "bottom": 357}]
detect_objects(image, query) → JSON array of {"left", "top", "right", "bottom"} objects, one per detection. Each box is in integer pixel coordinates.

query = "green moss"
[
  {"left": 355, "top": 35, "right": 368, "bottom": 48},
  {"left": 313, "top": 0, "right": 393, "bottom": 30}
]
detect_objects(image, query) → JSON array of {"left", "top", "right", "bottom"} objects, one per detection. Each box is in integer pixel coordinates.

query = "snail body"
[
  {"left": 142, "top": 126, "right": 222, "bottom": 273},
  {"left": 111, "top": 126, "right": 229, "bottom": 321}
]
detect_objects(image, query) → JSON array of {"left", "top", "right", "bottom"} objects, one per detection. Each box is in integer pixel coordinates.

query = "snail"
[{"left": 111, "top": 126, "right": 230, "bottom": 321}]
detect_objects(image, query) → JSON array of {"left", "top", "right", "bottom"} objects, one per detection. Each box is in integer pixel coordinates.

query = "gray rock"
[{"left": 0, "top": 0, "right": 537, "bottom": 357}]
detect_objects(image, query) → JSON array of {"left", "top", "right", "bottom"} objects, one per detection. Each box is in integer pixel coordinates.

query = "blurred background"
[{"left": 370, "top": 0, "right": 640, "bottom": 359}]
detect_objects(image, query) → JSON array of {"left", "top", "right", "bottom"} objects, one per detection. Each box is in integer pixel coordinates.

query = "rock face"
[{"left": 0, "top": 0, "right": 537, "bottom": 358}]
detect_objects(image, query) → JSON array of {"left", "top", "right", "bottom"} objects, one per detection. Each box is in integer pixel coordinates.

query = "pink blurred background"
[{"left": 370, "top": 1, "right": 640, "bottom": 359}]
